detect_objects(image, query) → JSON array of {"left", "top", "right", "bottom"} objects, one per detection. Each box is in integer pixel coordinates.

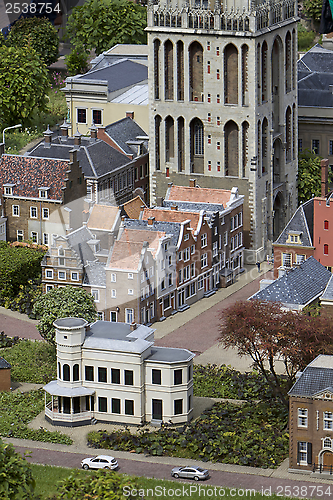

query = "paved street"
[{"left": 8, "top": 440, "right": 333, "bottom": 500}]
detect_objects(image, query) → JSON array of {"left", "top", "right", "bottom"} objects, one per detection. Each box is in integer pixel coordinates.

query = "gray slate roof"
[
  {"left": 83, "top": 262, "right": 106, "bottom": 287},
  {"left": 250, "top": 256, "right": 331, "bottom": 307},
  {"left": 298, "top": 44, "right": 333, "bottom": 108},
  {"left": 320, "top": 274, "right": 333, "bottom": 301},
  {"left": 289, "top": 361, "right": 333, "bottom": 397},
  {"left": 0, "top": 357, "right": 11, "bottom": 369},
  {"left": 274, "top": 199, "right": 313, "bottom": 246},
  {"left": 123, "top": 219, "right": 181, "bottom": 248},
  {"left": 77, "top": 59, "right": 148, "bottom": 94},
  {"left": 163, "top": 200, "right": 224, "bottom": 213},
  {"left": 27, "top": 138, "right": 131, "bottom": 179},
  {"left": 104, "top": 117, "right": 148, "bottom": 156},
  {"left": 67, "top": 226, "right": 95, "bottom": 266},
  {"left": 146, "top": 347, "right": 194, "bottom": 363}
]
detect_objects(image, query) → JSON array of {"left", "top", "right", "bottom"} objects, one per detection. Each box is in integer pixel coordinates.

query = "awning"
[{"left": 43, "top": 380, "right": 95, "bottom": 397}]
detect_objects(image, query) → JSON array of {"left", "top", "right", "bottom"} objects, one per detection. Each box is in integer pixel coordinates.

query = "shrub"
[
  {"left": 1, "top": 279, "right": 42, "bottom": 318},
  {"left": 65, "top": 48, "right": 89, "bottom": 75},
  {"left": 1, "top": 340, "right": 56, "bottom": 383},
  {"left": 0, "top": 390, "right": 72, "bottom": 445},
  {"left": 87, "top": 400, "right": 289, "bottom": 468},
  {"left": 298, "top": 25, "right": 316, "bottom": 52},
  {"left": 0, "top": 332, "right": 20, "bottom": 348},
  {"left": 0, "top": 438, "right": 35, "bottom": 499}
]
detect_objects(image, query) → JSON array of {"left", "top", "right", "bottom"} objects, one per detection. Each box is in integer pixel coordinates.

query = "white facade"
[{"left": 44, "top": 318, "right": 194, "bottom": 427}]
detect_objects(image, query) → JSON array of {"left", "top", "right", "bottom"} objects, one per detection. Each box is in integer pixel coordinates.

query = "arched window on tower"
[
  {"left": 293, "top": 103, "right": 296, "bottom": 160},
  {"left": 224, "top": 44, "right": 238, "bottom": 104},
  {"left": 165, "top": 116, "right": 174, "bottom": 162},
  {"left": 155, "top": 115, "right": 161, "bottom": 170},
  {"left": 63, "top": 364, "right": 70, "bottom": 381},
  {"left": 154, "top": 39, "right": 161, "bottom": 100},
  {"left": 177, "top": 40, "right": 184, "bottom": 101},
  {"left": 285, "top": 32, "right": 292, "bottom": 93},
  {"left": 242, "top": 121, "right": 249, "bottom": 177},
  {"left": 224, "top": 120, "right": 239, "bottom": 176},
  {"left": 262, "top": 118, "right": 268, "bottom": 175},
  {"left": 73, "top": 364, "right": 79, "bottom": 381},
  {"left": 261, "top": 41, "right": 268, "bottom": 102},
  {"left": 189, "top": 42, "right": 203, "bottom": 102},
  {"left": 257, "top": 120, "right": 261, "bottom": 176},
  {"left": 241, "top": 44, "right": 249, "bottom": 106},
  {"left": 256, "top": 43, "right": 261, "bottom": 105},
  {"left": 177, "top": 116, "right": 185, "bottom": 171},
  {"left": 190, "top": 118, "right": 204, "bottom": 173},
  {"left": 286, "top": 107, "right": 292, "bottom": 163},
  {"left": 292, "top": 29, "right": 296, "bottom": 90},
  {"left": 164, "top": 40, "right": 174, "bottom": 100}
]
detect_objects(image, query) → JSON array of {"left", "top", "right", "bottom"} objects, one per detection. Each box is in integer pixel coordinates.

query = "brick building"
[
  {"left": 147, "top": 0, "right": 298, "bottom": 264},
  {"left": 289, "top": 355, "right": 333, "bottom": 473},
  {"left": 0, "top": 357, "right": 11, "bottom": 391},
  {"left": 0, "top": 147, "right": 86, "bottom": 244}
]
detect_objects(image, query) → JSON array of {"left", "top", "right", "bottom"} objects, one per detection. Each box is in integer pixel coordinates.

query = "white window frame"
[
  {"left": 12, "top": 205, "right": 19, "bottom": 217},
  {"left": 223, "top": 232, "right": 228, "bottom": 246},
  {"left": 298, "top": 408, "right": 308, "bottom": 428},
  {"left": 282, "top": 252, "right": 292, "bottom": 267},
  {"left": 17, "top": 229, "right": 23, "bottom": 241},
  {"left": 45, "top": 269, "right": 53, "bottom": 279},
  {"left": 125, "top": 308, "right": 134, "bottom": 324},
  {"left": 46, "top": 285, "right": 54, "bottom": 292},
  {"left": 128, "top": 289, "right": 134, "bottom": 295},
  {"left": 92, "top": 108, "right": 103, "bottom": 126},
  {"left": 4, "top": 186, "right": 13, "bottom": 195},
  {"left": 77, "top": 107, "right": 87, "bottom": 124},
  {"left": 183, "top": 247, "right": 190, "bottom": 262},
  {"left": 42, "top": 208, "right": 49, "bottom": 220},
  {"left": 111, "top": 273, "right": 117, "bottom": 282},
  {"left": 58, "top": 270, "right": 66, "bottom": 280},
  {"left": 296, "top": 254, "right": 305, "bottom": 265},
  {"left": 110, "top": 311, "right": 117, "bottom": 322},
  {"left": 39, "top": 189, "right": 48, "bottom": 199},
  {"left": 213, "top": 241, "right": 218, "bottom": 257},
  {"left": 43, "top": 233, "right": 49, "bottom": 246},
  {"left": 201, "top": 253, "right": 208, "bottom": 269},
  {"left": 128, "top": 273, "right": 134, "bottom": 280},
  {"left": 184, "top": 233, "right": 189, "bottom": 241},
  {"left": 298, "top": 441, "right": 308, "bottom": 465},
  {"left": 111, "top": 289, "right": 116, "bottom": 298},
  {"left": 201, "top": 233, "right": 207, "bottom": 248},
  {"left": 71, "top": 272, "right": 79, "bottom": 281},
  {"left": 31, "top": 231, "right": 38, "bottom": 243},
  {"left": 324, "top": 411, "right": 333, "bottom": 430},
  {"left": 30, "top": 207, "right": 37, "bottom": 219},
  {"left": 91, "top": 289, "right": 99, "bottom": 302}
]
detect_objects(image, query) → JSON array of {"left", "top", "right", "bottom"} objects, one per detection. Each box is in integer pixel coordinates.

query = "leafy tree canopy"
[
  {"left": 219, "top": 300, "right": 333, "bottom": 406},
  {"left": 6, "top": 17, "right": 59, "bottom": 66},
  {"left": 0, "top": 241, "right": 45, "bottom": 300},
  {"left": 303, "top": 0, "right": 322, "bottom": 22},
  {"left": 0, "top": 45, "right": 50, "bottom": 127},
  {"left": 0, "top": 439, "right": 35, "bottom": 499},
  {"left": 33, "top": 286, "right": 97, "bottom": 343},
  {"left": 66, "top": 0, "right": 147, "bottom": 56},
  {"left": 298, "top": 149, "right": 333, "bottom": 205}
]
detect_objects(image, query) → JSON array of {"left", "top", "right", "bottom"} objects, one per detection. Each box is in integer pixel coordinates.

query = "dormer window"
[
  {"left": 3, "top": 184, "right": 15, "bottom": 195},
  {"left": 287, "top": 232, "right": 301, "bottom": 244},
  {"left": 39, "top": 187, "right": 50, "bottom": 199}
]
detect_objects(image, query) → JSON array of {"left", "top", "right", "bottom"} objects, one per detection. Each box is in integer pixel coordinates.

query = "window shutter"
[
  {"left": 297, "top": 442, "right": 301, "bottom": 463},
  {"left": 307, "top": 442, "right": 312, "bottom": 465}
]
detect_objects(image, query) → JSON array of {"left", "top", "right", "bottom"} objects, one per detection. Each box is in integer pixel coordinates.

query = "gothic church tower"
[{"left": 147, "top": 0, "right": 298, "bottom": 263}]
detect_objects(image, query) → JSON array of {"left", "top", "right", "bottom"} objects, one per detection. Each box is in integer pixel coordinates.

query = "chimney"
[
  {"left": 74, "top": 128, "right": 82, "bottom": 147},
  {"left": 171, "top": 204, "right": 178, "bottom": 211},
  {"left": 321, "top": 159, "right": 329, "bottom": 198},
  {"left": 189, "top": 179, "right": 196, "bottom": 188},
  {"left": 147, "top": 216, "right": 155, "bottom": 225},
  {"left": 0, "top": 143, "right": 4, "bottom": 156},
  {"left": 156, "top": 196, "right": 163, "bottom": 206},
  {"left": 126, "top": 111, "right": 134, "bottom": 120},
  {"left": 43, "top": 125, "right": 52, "bottom": 148},
  {"left": 69, "top": 148, "right": 77, "bottom": 165},
  {"left": 90, "top": 123, "right": 98, "bottom": 140},
  {"left": 60, "top": 121, "right": 70, "bottom": 140},
  {"left": 130, "top": 322, "right": 137, "bottom": 331}
]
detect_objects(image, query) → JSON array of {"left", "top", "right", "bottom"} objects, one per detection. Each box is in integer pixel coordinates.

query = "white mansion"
[{"left": 43, "top": 317, "right": 194, "bottom": 426}]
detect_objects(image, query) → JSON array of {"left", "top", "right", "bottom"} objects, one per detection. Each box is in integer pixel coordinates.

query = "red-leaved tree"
[{"left": 219, "top": 300, "right": 333, "bottom": 406}]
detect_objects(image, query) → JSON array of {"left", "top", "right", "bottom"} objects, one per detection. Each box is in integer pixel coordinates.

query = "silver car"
[
  {"left": 81, "top": 455, "right": 118, "bottom": 470},
  {"left": 171, "top": 466, "right": 210, "bottom": 481}
]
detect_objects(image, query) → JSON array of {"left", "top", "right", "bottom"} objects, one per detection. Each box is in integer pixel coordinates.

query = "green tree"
[
  {"left": 297, "top": 149, "right": 333, "bottom": 205},
  {"left": 65, "top": 47, "right": 89, "bottom": 76},
  {"left": 303, "top": 0, "right": 322, "bottom": 22},
  {"left": 6, "top": 17, "right": 59, "bottom": 66},
  {"left": 66, "top": 0, "right": 147, "bottom": 56},
  {"left": 0, "top": 45, "right": 50, "bottom": 127},
  {"left": 0, "top": 439, "right": 35, "bottom": 499},
  {"left": 33, "top": 286, "right": 97, "bottom": 344}
]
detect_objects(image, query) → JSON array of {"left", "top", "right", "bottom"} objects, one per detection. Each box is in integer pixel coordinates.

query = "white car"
[{"left": 81, "top": 455, "right": 118, "bottom": 470}]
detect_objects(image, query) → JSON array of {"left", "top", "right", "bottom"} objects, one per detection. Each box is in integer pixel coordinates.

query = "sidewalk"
[{"left": 0, "top": 306, "right": 41, "bottom": 340}]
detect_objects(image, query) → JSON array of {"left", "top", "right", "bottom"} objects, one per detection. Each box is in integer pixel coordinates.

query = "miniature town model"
[{"left": 43, "top": 317, "right": 194, "bottom": 427}]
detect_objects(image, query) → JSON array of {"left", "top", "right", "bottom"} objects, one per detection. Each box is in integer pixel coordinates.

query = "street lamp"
[{"left": 2, "top": 124, "right": 22, "bottom": 147}]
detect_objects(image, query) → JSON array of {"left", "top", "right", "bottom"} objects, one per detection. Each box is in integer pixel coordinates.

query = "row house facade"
[
  {"left": 0, "top": 146, "right": 86, "bottom": 244},
  {"left": 163, "top": 181, "right": 244, "bottom": 287},
  {"left": 289, "top": 355, "right": 333, "bottom": 473}
]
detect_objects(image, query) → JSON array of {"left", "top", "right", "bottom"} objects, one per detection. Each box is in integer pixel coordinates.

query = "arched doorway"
[
  {"left": 190, "top": 118, "right": 204, "bottom": 173},
  {"left": 323, "top": 451, "right": 333, "bottom": 469},
  {"left": 273, "top": 191, "right": 283, "bottom": 240}
]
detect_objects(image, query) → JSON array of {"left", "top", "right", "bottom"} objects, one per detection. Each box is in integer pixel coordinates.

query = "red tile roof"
[
  {"left": 142, "top": 207, "right": 200, "bottom": 229},
  {"left": 0, "top": 155, "right": 70, "bottom": 200},
  {"left": 167, "top": 185, "right": 232, "bottom": 205}
]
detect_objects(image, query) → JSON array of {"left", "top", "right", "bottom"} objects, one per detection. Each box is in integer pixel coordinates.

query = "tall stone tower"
[{"left": 147, "top": 0, "right": 298, "bottom": 263}]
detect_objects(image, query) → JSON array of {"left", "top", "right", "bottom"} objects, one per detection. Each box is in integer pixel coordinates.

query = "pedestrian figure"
[{"left": 256, "top": 261, "right": 260, "bottom": 272}]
